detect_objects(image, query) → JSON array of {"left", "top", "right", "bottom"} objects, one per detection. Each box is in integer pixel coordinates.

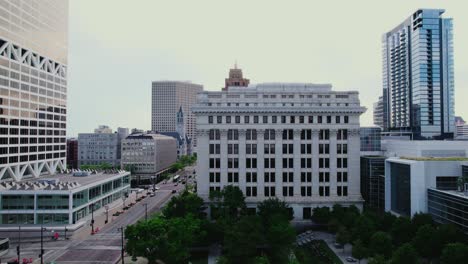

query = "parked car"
[
  {"left": 172, "top": 190, "right": 177, "bottom": 194},
  {"left": 150, "top": 193, "right": 156, "bottom": 197},
  {"left": 346, "top": 257, "right": 357, "bottom": 263},
  {"left": 334, "top": 242, "right": 344, "bottom": 249}
]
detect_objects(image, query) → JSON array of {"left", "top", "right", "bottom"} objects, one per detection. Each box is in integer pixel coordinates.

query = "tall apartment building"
[
  {"left": 382, "top": 9, "right": 454, "bottom": 139},
  {"left": 193, "top": 83, "right": 366, "bottom": 220},
  {"left": 151, "top": 81, "right": 203, "bottom": 148},
  {"left": 121, "top": 132, "right": 177, "bottom": 181},
  {"left": 78, "top": 126, "right": 128, "bottom": 167},
  {"left": 0, "top": 1, "right": 69, "bottom": 181},
  {"left": 222, "top": 64, "right": 250, "bottom": 91}
]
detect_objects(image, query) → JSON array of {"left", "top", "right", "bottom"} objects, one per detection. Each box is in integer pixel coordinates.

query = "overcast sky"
[{"left": 67, "top": 0, "right": 468, "bottom": 137}]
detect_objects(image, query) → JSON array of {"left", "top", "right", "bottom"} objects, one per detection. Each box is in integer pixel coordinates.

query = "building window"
[
  {"left": 319, "top": 158, "right": 329, "bottom": 168},
  {"left": 246, "top": 158, "right": 257, "bottom": 168},
  {"left": 282, "top": 129, "right": 293, "bottom": 140},
  {"left": 319, "top": 186, "right": 330, "bottom": 196},
  {"left": 226, "top": 116, "right": 231, "bottom": 123},
  {"left": 303, "top": 207, "right": 312, "bottom": 219},
  {"left": 337, "top": 186, "right": 348, "bottom": 196},
  {"left": 209, "top": 158, "right": 220, "bottom": 168},
  {"left": 318, "top": 116, "right": 322, "bottom": 123},
  {"left": 265, "top": 186, "right": 275, "bottom": 197},
  {"left": 246, "top": 172, "right": 257, "bottom": 183},
  {"left": 208, "top": 116, "right": 213, "bottom": 124},
  {"left": 235, "top": 116, "right": 241, "bottom": 123},
  {"left": 290, "top": 116, "right": 295, "bottom": 123},
  {"left": 319, "top": 144, "right": 330, "bottom": 154},
  {"left": 281, "top": 116, "right": 287, "bottom": 124},
  {"left": 228, "top": 144, "right": 239, "bottom": 154},
  {"left": 209, "top": 144, "right": 220, "bottom": 154},
  {"left": 282, "top": 144, "right": 294, "bottom": 154},
  {"left": 217, "top": 116, "right": 222, "bottom": 124},
  {"left": 254, "top": 116, "right": 259, "bottom": 123},
  {"left": 272, "top": 116, "right": 277, "bottom": 123},
  {"left": 282, "top": 186, "right": 294, "bottom": 196},
  {"left": 301, "top": 129, "right": 312, "bottom": 140},
  {"left": 319, "top": 129, "right": 329, "bottom": 140},
  {"left": 246, "top": 144, "right": 257, "bottom": 154},
  {"left": 228, "top": 172, "right": 239, "bottom": 183},
  {"left": 336, "top": 116, "right": 341, "bottom": 123},
  {"left": 299, "top": 116, "right": 304, "bottom": 123},
  {"left": 301, "top": 186, "right": 312, "bottom": 197},
  {"left": 282, "top": 158, "right": 294, "bottom": 169},
  {"left": 327, "top": 116, "right": 332, "bottom": 123},
  {"left": 209, "top": 172, "right": 220, "bottom": 183},
  {"left": 319, "top": 172, "right": 330, "bottom": 182},
  {"left": 337, "top": 129, "right": 348, "bottom": 140},
  {"left": 264, "top": 129, "right": 275, "bottom": 140},
  {"left": 308, "top": 116, "right": 314, "bottom": 123},
  {"left": 246, "top": 186, "right": 257, "bottom": 197},
  {"left": 301, "top": 144, "right": 312, "bottom": 154},
  {"left": 264, "top": 158, "right": 275, "bottom": 168},
  {"left": 209, "top": 186, "right": 221, "bottom": 195},
  {"left": 246, "top": 129, "right": 257, "bottom": 140},
  {"left": 282, "top": 172, "right": 294, "bottom": 182},
  {"left": 337, "top": 172, "right": 348, "bottom": 182},
  {"left": 337, "top": 158, "right": 348, "bottom": 168},
  {"left": 263, "top": 116, "right": 268, "bottom": 123},
  {"left": 301, "top": 172, "right": 312, "bottom": 182},
  {"left": 209, "top": 129, "right": 220, "bottom": 140},
  {"left": 264, "top": 144, "right": 275, "bottom": 154},
  {"left": 245, "top": 116, "right": 250, "bottom": 124},
  {"left": 344, "top": 116, "right": 349, "bottom": 123},
  {"left": 301, "top": 158, "right": 312, "bottom": 168},
  {"left": 228, "top": 129, "right": 239, "bottom": 140},
  {"left": 228, "top": 158, "right": 239, "bottom": 168},
  {"left": 264, "top": 172, "right": 276, "bottom": 182}
]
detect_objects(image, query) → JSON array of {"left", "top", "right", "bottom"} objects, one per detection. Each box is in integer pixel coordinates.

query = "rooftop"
[
  {"left": 400, "top": 156, "right": 468, "bottom": 161},
  {"left": 428, "top": 188, "right": 468, "bottom": 200},
  {"left": 0, "top": 170, "right": 129, "bottom": 191}
]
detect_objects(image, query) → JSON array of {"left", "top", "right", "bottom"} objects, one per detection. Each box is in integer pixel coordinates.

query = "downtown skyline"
[{"left": 67, "top": 0, "right": 468, "bottom": 137}]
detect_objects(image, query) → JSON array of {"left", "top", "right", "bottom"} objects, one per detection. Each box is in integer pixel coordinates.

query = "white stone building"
[
  {"left": 121, "top": 132, "right": 177, "bottom": 180},
  {"left": 192, "top": 83, "right": 366, "bottom": 220}
]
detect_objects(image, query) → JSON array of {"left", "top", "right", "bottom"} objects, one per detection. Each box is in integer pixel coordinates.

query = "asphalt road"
[{"left": 3, "top": 167, "right": 196, "bottom": 264}]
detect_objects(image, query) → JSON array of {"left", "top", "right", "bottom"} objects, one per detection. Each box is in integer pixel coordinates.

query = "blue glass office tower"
[{"left": 382, "top": 9, "right": 454, "bottom": 139}]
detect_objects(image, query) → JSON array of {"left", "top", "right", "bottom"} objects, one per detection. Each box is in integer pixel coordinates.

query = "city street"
[{"left": 2, "top": 167, "right": 195, "bottom": 264}]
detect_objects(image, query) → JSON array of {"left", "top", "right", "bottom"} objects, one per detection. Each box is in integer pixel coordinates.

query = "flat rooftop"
[
  {"left": 400, "top": 156, "right": 468, "bottom": 161},
  {"left": 429, "top": 188, "right": 468, "bottom": 200},
  {"left": 0, "top": 170, "right": 130, "bottom": 191}
]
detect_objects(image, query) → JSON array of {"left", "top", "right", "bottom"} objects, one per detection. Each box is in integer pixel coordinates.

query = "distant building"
[
  {"left": 382, "top": 9, "right": 455, "bottom": 139},
  {"left": 66, "top": 139, "right": 78, "bottom": 169},
  {"left": 151, "top": 81, "right": 203, "bottom": 148},
  {"left": 160, "top": 107, "right": 192, "bottom": 157},
  {"left": 121, "top": 132, "right": 177, "bottom": 183},
  {"left": 373, "top": 96, "right": 384, "bottom": 128},
  {"left": 360, "top": 127, "right": 382, "bottom": 152},
  {"left": 360, "top": 156, "right": 385, "bottom": 211},
  {"left": 0, "top": 170, "right": 130, "bottom": 226},
  {"left": 193, "top": 83, "right": 366, "bottom": 220},
  {"left": 78, "top": 126, "right": 128, "bottom": 168},
  {"left": 455, "top": 116, "right": 465, "bottom": 126},
  {"left": 222, "top": 63, "right": 250, "bottom": 91}
]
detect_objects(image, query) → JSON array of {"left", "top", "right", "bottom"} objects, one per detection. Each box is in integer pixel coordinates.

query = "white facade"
[
  {"left": 0, "top": 1, "right": 69, "bottom": 181},
  {"left": 193, "top": 83, "right": 366, "bottom": 220},
  {"left": 121, "top": 132, "right": 177, "bottom": 177},
  {"left": 78, "top": 126, "right": 129, "bottom": 167},
  {"left": 151, "top": 81, "right": 203, "bottom": 147}
]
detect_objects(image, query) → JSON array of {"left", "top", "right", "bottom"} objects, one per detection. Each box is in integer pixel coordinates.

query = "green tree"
[
  {"left": 390, "top": 217, "right": 415, "bottom": 246},
  {"left": 257, "top": 198, "right": 293, "bottom": 225},
  {"left": 411, "top": 213, "right": 433, "bottom": 229},
  {"left": 368, "top": 255, "right": 387, "bottom": 264},
  {"left": 264, "top": 214, "right": 295, "bottom": 264},
  {"left": 369, "top": 231, "right": 392, "bottom": 258},
  {"left": 352, "top": 239, "right": 368, "bottom": 264},
  {"left": 312, "top": 207, "right": 331, "bottom": 225},
  {"left": 378, "top": 212, "right": 397, "bottom": 232},
  {"left": 440, "top": 243, "right": 468, "bottom": 264},
  {"left": 253, "top": 256, "right": 271, "bottom": 264},
  {"left": 351, "top": 215, "right": 375, "bottom": 245},
  {"left": 412, "top": 224, "right": 437, "bottom": 260},
  {"left": 336, "top": 226, "right": 351, "bottom": 252},
  {"left": 162, "top": 190, "right": 205, "bottom": 219},
  {"left": 327, "top": 218, "right": 341, "bottom": 233},
  {"left": 125, "top": 215, "right": 204, "bottom": 264},
  {"left": 391, "top": 243, "right": 419, "bottom": 264},
  {"left": 223, "top": 215, "right": 265, "bottom": 263},
  {"left": 210, "top": 185, "right": 246, "bottom": 221}
]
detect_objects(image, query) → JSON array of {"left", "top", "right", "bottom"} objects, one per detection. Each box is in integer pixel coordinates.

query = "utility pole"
[
  {"left": 118, "top": 226, "right": 125, "bottom": 264},
  {"left": 17, "top": 226, "right": 20, "bottom": 263},
  {"left": 40, "top": 226, "right": 46, "bottom": 264},
  {"left": 143, "top": 203, "right": 148, "bottom": 221}
]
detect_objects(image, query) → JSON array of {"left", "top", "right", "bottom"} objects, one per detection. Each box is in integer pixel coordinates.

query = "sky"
[{"left": 67, "top": 0, "right": 468, "bottom": 137}]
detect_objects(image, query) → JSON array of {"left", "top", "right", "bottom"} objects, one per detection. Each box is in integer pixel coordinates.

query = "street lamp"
[
  {"left": 90, "top": 203, "right": 95, "bottom": 235},
  {"left": 142, "top": 203, "right": 148, "bottom": 221},
  {"left": 118, "top": 226, "right": 125, "bottom": 264},
  {"left": 151, "top": 175, "right": 156, "bottom": 192},
  {"left": 105, "top": 205, "right": 109, "bottom": 224},
  {"left": 40, "top": 226, "right": 46, "bottom": 264}
]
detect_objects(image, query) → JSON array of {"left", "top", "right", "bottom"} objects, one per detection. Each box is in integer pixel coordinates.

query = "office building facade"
[
  {"left": 193, "top": 83, "right": 366, "bottom": 220},
  {"left": 360, "top": 127, "right": 382, "bottom": 152},
  {"left": 66, "top": 138, "right": 78, "bottom": 169},
  {"left": 78, "top": 126, "right": 128, "bottom": 168},
  {"left": 151, "top": 81, "right": 203, "bottom": 147},
  {"left": 0, "top": 1, "right": 69, "bottom": 181},
  {"left": 360, "top": 156, "right": 385, "bottom": 211},
  {"left": 382, "top": 9, "right": 454, "bottom": 139}
]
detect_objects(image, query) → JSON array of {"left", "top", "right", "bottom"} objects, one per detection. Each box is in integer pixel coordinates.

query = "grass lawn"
[
  {"left": 188, "top": 251, "right": 208, "bottom": 264},
  {"left": 294, "top": 240, "right": 343, "bottom": 264}
]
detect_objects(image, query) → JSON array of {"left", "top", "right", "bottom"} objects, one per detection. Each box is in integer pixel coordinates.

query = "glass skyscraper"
[
  {"left": 382, "top": 9, "right": 454, "bottom": 139},
  {"left": 0, "top": 1, "right": 69, "bottom": 181}
]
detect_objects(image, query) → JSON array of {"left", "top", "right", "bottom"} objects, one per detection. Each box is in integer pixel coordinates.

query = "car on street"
[
  {"left": 150, "top": 193, "right": 155, "bottom": 197},
  {"left": 172, "top": 190, "right": 177, "bottom": 194},
  {"left": 346, "top": 257, "right": 357, "bottom": 262},
  {"left": 334, "top": 242, "right": 344, "bottom": 249}
]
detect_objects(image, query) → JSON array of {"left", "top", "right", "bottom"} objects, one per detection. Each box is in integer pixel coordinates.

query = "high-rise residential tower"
[
  {"left": 382, "top": 9, "right": 454, "bottom": 139},
  {"left": 151, "top": 81, "right": 203, "bottom": 147},
  {"left": 0, "top": 1, "right": 69, "bottom": 181}
]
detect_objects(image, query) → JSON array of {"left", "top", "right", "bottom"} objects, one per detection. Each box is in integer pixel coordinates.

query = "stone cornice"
[{"left": 192, "top": 106, "right": 367, "bottom": 115}]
